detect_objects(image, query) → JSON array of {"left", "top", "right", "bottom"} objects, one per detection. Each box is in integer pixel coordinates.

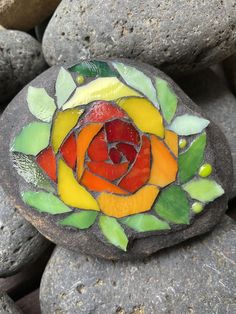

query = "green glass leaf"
[
  {"left": 59, "top": 211, "right": 98, "bottom": 229},
  {"left": 121, "top": 214, "right": 170, "bottom": 232},
  {"left": 183, "top": 179, "right": 224, "bottom": 202},
  {"left": 154, "top": 186, "right": 190, "bottom": 224},
  {"left": 22, "top": 191, "right": 72, "bottom": 214},
  {"left": 178, "top": 133, "right": 206, "bottom": 183},
  {"left": 69, "top": 61, "right": 118, "bottom": 77},
  {"left": 10, "top": 122, "right": 51, "bottom": 156},
  {"left": 56, "top": 67, "right": 76, "bottom": 108},
  {"left": 113, "top": 62, "right": 159, "bottom": 107},
  {"left": 12, "top": 153, "right": 54, "bottom": 192},
  {"left": 99, "top": 216, "right": 128, "bottom": 251},
  {"left": 156, "top": 78, "right": 177, "bottom": 123},
  {"left": 27, "top": 87, "right": 56, "bottom": 122},
  {"left": 168, "top": 114, "right": 210, "bottom": 135}
]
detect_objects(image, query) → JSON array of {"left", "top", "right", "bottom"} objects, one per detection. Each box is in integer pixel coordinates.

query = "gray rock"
[
  {"left": 223, "top": 53, "right": 236, "bottom": 94},
  {"left": 0, "top": 185, "right": 49, "bottom": 277},
  {"left": 40, "top": 215, "right": 236, "bottom": 314},
  {"left": 0, "top": 292, "right": 23, "bottom": 314},
  {"left": 177, "top": 69, "right": 236, "bottom": 198},
  {"left": 0, "top": 29, "right": 47, "bottom": 108},
  {"left": 42, "top": 0, "right": 236, "bottom": 75}
]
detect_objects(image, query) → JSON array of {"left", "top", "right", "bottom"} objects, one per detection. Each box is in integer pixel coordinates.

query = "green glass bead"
[
  {"left": 179, "top": 138, "right": 187, "bottom": 149},
  {"left": 199, "top": 163, "right": 212, "bottom": 177},
  {"left": 192, "top": 202, "right": 204, "bottom": 214},
  {"left": 76, "top": 75, "right": 85, "bottom": 85}
]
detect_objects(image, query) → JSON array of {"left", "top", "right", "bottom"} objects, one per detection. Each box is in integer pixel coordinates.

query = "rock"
[
  {"left": 0, "top": 0, "right": 60, "bottom": 31},
  {"left": 35, "top": 18, "right": 51, "bottom": 43},
  {"left": 42, "top": 0, "right": 236, "bottom": 75},
  {"left": 0, "top": 59, "right": 232, "bottom": 260},
  {"left": 177, "top": 69, "right": 236, "bottom": 198},
  {"left": 0, "top": 29, "right": 47, "bottom": 109},
  {"left": 0, "top": 292, "right": 23, "bottom": 314},
  {"left": 223, "top": 53, "right": 236, "bottom": 94},
  {"left": 0, "top": 185, "right": 49, "bottom": 277},
  {"left": 40, "top": 215, "right": 236, "bottom": 314}
]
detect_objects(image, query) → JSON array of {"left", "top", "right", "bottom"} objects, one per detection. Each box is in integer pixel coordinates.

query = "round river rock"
[{"left": 0, "top": 59, "right": 233, "bottom": 260}]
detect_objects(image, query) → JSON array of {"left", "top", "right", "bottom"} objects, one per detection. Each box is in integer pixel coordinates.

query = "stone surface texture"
[
  {"left": 178, "top": 69, "right": 236, "bottom": 198},
  {"left": 0, "top": 0, "right": 60, "bottom": 31},
  {"left": 43, "top": 0, "right": 236, "bottom": 75},
  {"left": 0, "top": 292, "right": 23, "bottom": 314},
  {"left": 223, "top": 53, "right": 236, "bottom": 94},
  {"left": 0, "top": 186, "right": 49, "bottom": 277},
  {"left": 0, "top": 29, "right": 47, "bottom": 108},
  {"left": 40, "top": 215, "right": 236, "bottom": 314}
]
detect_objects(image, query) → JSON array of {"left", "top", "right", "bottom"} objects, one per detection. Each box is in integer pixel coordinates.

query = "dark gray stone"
[
  {"left": 42, "top": 0, "right": 236, "bottom": 75},
  {"left": 177, "top": 69, "right": 236, "bottom": 198},
  {"left": 0, "top": 292, "right": 23, "bottom": 314},
  {"left": 223, "top": 53, "right": 236, "bottom": 94},
  {"left": 40, "top": 215, "right": 236, "bottom": 314},
  {"left": 0, "top": 185, "right": 49, "bottom": 277},
  {"left": 0, "top": 29, "right": 47, "bottom": 109}
]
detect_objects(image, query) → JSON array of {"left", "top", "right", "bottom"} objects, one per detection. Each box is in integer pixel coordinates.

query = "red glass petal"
[
  {"left": 118, "top": 135, "right": 151, "bottom": 193},
  {"left": 105, "top": 119, "right": 140, "bottom": 145},
  {"left": 109, "top": 147, "right": 122, "bottom": 164},
  {"left": 87, "top": 129, "right": 109, "bottom": 161},
  {"left": 87, "top": 161, "right": 129, "bottom": 181},
  {"left": 84, "top": 101, "right": 126, "bottom": 123},
  {"left": 117, "top": 143, "right": 137, "bottom": 163},
  {"left": 36, "top": 146, "right": 57, "bottom": 181},
  {"left": 60, "top": 134, "right": 77, "bottom": 169}
]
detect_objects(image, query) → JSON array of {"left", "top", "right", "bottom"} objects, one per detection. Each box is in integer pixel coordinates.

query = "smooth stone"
[
  {"left": 178, "top": 69, "right": 236, "bottom": 198},
  {"left": 0, "top": 59, "right": 232, "bottom": 260},
  {"left": 0, "top": 0, "right": 60, "bottom": 31},
  {"left": 223, "top": 53, "right": 236, "bottom": 94},
  {"left": 0, "top": 29, "right": 47, "bottom": 109},
  {"left": 0, "top": 292, "right": 23, "bottom": 314},
  {"left": 40, "top": 215, "right": 236, "bottom": 314},
  {"left": 42, "top": 0, "right": 236, "bottom": 75},
  {"left": 0, "top": 185, "right": 49, "bottom": 277}
]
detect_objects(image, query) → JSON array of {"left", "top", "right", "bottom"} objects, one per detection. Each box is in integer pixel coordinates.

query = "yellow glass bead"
[
  {"left": 179, "top": 138, "right": 187, "bottom": 149},
  {"left": 76, "top": 75, "right": 85, "bottom": 85},
  {"left": 192, "top": 202, "right": 204, "bottom": 214},
  {"left": 199, "top": 163, "right": 212, "bottom": 177}
]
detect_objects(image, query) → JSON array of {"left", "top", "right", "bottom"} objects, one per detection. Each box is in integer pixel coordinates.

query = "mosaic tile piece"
[
  {"left": 59, "top": 211, "right": 98, "bottom": 229},
  {"left": 87, "top": 129, "right": 109, "bottom": 162},
  {"left": 69, "top": 60, "right": 118, "bottom": 77},
  {"left": 87, "top": 161, "right": 129, "bottom": 181},
  {"left": 11, "top": 122, "right": 51, "bottom": 156},
  {"left": 27, "top": 87, "right": 56, "bottom": 122},
  {"left": 121, "top": 214, "right": 170, "bottom": 232},
  {"left": 109, "top": 147, "right": 122, "bottom": 164},
  {"left": 156, "top": 78, "right": 177, "bottom": 123},
  {"left": 116, "top": 143, "right": 137, "bottom": 163},
  {"left": 199, "top": 163, "right": 212, "bottom": 177},
  {"left": 55, "top": 67, "right": 76, "bottom": 108},
  {"left": 192, "top": 202, "right": 204, "bottom": 214},
  {"left": 169, "top": 114, "right": 210, "bottom": 136},
  {"left": 179, "top": 138, "right": 187, "bottom": 149},
  {"left": 178, "top": 133, "right": 206, "bottom": 183},
  {"left": 60, "top": 133, "right": 77, "bottom": 169},
  {"left": 36, "top": 147, "right": 57, "bottom": 181},
  {"left": 164, "top": 130, "right": 178, "bottom": 157},
  {"left": 154, "top": 186, "right": 190, "bottom": 224},
  {"left": 63, "top": 77, "right": 141, "bottom": 110}
]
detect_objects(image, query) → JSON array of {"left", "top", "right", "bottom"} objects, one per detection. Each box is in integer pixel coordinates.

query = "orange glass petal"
[
  {"left": 164, "top": 130, "right": 178, "bottom": 157},
  {"left": 60, "top": 133, "right": 77, "bottom": 169},
  {"left": 87, "top": 161, "right": 129, "bottom": 181},
  {"left": 77, "top": 123, "right": 103, "bottom": 179},
  {"left": 98, "top": 185, "right": 159, "bottom": 218},
  {"left": 87, "top": 129, "right": 109, "bottom": 161},
  {"left": 149, "top": 135, "right": 178, "bottom": 187},
  {"left": 36, "top": 146, "right": 57, "bottom": 181},
  {"left": 118, "top": 135, "right": 151, "bottom": 193},
  {"left": 80, "top": 170, "right": 128, "bottom": 195}
]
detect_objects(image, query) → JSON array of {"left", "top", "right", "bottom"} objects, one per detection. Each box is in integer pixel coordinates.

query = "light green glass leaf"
[
  {"left": 69, "top": 61, "right": 118, "bottom": 77},
  {"left": 183, "top": 179, "right": 224, "bottom": 202},
  {"left": 121, "top": 214, "right": 170, "bottom": 232},
  {"left": 99, "top": 216, "right": 128, "bottom": 251},
  {"left": 59, "top": 211, "right": 98, "bottom": 229},
  {"left": 56, "top": 67, "right": 76, "bottom": 108},
  {"left": 178, "top": 133, "right": 206, "bottom": 183},
  {"left": 10, "top": 122, "right": 51, "bottom": 156},
  {"left": 168, "top": 114, "right": 210, "bottom": 135},
  {"left": 27, "top": 86, "right": 56, "bottom": 122},
  {"left": 156, "top": 78, "right": 177, "bottom": 123},
  {"left": 22, "top": 191, "right": 72, "bottom": 214},
  {"left": 113, "top": 62, "right": 159, "bottom": 107},
  {"left": 154, "top": 186, "right": 190, "bottom": 224},
  {"left": 12, "top": 153, "right": 54, "bottom": 192}
]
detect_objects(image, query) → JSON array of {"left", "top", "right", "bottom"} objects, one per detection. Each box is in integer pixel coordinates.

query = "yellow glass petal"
[
  {"left": 63, "top": 77, "right": 141, "bottom": 110},
  {"left": 52, "top": 108, "right": 84, "bottom": 153},
  {"left": 98, "top": 185, "right": 159, "bottom": 218},
  {"left": 164, "top": 130, "right": 178, "bottom": 157},
  {"left": 58, "top": 159, "right": 99, "bottom": 211},
  {"left": 116, "top": 97, "right": 164, "bottom": 138},
  {"left": 77, "top": 123, "right": 103, "bottom": 179}
]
